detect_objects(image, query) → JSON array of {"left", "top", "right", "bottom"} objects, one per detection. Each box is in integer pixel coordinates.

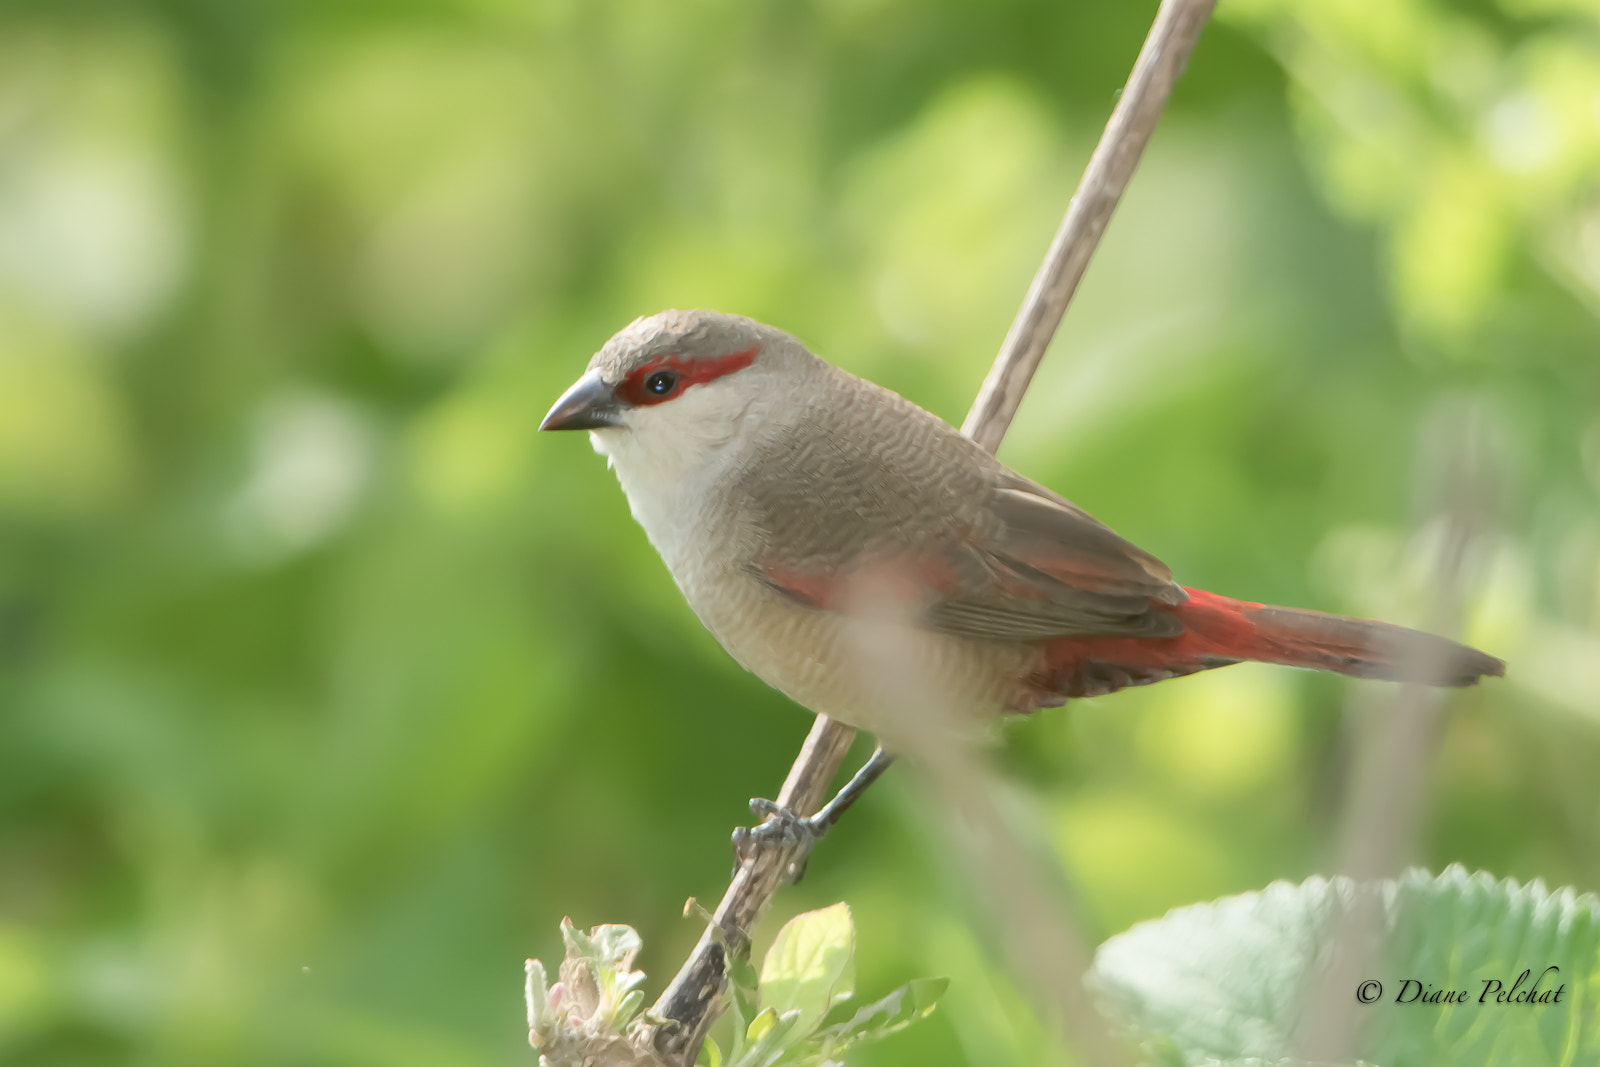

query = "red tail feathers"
[{"left": 1025, "top": 587, "right": 1504, "bottom": 706}]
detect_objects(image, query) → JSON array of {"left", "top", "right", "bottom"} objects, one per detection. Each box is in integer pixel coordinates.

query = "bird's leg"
[{"left": 731, "top": 746, "right": 896, "bottom": 881}]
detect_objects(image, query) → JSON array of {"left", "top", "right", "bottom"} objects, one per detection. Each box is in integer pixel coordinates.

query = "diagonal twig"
[
  {"left": 641, "top": 1, "right": 1216, "bottom": 1061},
  {"left": 964, "top": 0, "right": 1216, "bottom": 453}
]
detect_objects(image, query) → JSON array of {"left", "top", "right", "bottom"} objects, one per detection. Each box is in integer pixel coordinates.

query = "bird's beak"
[{"left": 540, "top": 371, "right": 624, "bottom": 432}]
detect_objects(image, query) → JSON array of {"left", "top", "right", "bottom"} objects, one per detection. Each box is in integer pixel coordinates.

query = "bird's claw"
[
  {"left": 746, "top": 798, "right": 829, "bottom": 849},
  {"left": 730, "top": 798, "right": 828, "bottom": 883}
]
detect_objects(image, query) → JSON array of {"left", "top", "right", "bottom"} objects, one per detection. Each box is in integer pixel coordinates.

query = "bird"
[{"left": 540, "top": 309, "right": 1504, "bottom": 850}]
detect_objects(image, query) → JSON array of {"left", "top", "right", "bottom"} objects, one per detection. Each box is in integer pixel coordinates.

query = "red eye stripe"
[{"left": 618, "top": 344, "right": 761, "bottom": 406}]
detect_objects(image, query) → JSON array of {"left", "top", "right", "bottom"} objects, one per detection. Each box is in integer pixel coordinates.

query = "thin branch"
[
  {"left": 963, "top": 0, "right": 1217, "bottom": 454},
  {"left": 646, "top": 715, "right": 856, "bottom": 1061},
  {"left": 642, "top": 0, "right": 1216, "bottom": 1060}
]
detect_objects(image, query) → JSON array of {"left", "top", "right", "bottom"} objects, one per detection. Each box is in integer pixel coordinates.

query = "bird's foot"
[
  {"left": 727, "top": 747, "right": 897, "bottom": 884},
  {"left": 730, "top": 799, "right": 829, "bottom": 884}
]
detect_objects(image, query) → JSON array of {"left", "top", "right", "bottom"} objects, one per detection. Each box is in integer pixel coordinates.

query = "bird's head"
[{"left": 540, "top": 309, "right": 813, "bottom": 486}]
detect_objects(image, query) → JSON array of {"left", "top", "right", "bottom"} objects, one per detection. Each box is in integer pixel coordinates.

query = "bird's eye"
[{"left": 644, "top": 370, "right": 679, "bottom": 396}]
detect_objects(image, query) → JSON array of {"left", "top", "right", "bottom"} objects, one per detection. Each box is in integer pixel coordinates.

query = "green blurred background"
[{"left": 2, "top": 0, "right": 1599, "bottom": 1063}]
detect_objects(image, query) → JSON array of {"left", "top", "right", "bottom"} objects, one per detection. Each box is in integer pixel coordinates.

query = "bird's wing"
[{"left": 752, "top": 477, "right": 1187, "bottom": 642}]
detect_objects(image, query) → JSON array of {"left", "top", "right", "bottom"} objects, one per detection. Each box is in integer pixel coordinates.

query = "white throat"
[{"left": 587, "top": 385, "right": 759, "bottom": 575}]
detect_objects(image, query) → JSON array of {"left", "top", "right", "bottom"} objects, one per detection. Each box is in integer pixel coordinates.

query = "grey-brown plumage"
[{"left": 540, "top": 309, "right": 1504, "bottom": 743}]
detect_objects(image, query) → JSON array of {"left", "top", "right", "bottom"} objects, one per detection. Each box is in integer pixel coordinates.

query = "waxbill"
[{"left": 541, "top": 310, "right": 1503, "bottom": 819}]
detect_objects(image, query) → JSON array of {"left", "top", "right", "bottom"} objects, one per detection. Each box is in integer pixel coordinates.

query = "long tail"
[{"left": 1030, "top": 587, "right": 1505, "bottom": 704}]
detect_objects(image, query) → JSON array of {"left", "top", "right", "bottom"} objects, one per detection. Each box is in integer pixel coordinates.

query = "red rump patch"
[
  {"left": 1022, "top": 588, "right": 1267, "bottom": 705},
  {"left": 619, "top": 344, "right": 760, "bottom": 406}
]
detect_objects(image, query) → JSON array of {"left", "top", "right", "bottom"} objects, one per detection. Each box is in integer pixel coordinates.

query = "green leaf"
[
  {"left": 814, "top": 976, "right": 949, "bottom": 1053},
  {"left": 729, "top": 951, "right": 761, "bottom": 1060},
  {"left": 697, "top": 1035, "right": 722, "bottom": 1067},
  {"left": 759, "top": 903, "right": 856, "bottom": 1035},
  {"left": 729, "top": 952, "right": 760, "bottom": 995},
  {"left": 592, "top": 924, "right": 643, "bottom": 968},
  {"left": 746, "top": 1006, "right": 778, "bottom": 1044},
  {"left": 614, "top": 988, "right": 644, "bottom": 1028},
  {"left": 561, "top": 918, "right": 597, "bottom": 960},
  {"left": 738, "top": 1007, "right": 804, "bottom": 1067},
  {"left": 1091, "top": 865, "right": 1600, "bottom": 1067},
  {"left": 525, "top": 958, "right": 551, "bottom": 1030}
]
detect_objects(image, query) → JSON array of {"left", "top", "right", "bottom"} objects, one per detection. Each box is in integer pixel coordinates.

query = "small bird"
[{"left": 541, "top": 310, "right": 1503, "bottom": 843}]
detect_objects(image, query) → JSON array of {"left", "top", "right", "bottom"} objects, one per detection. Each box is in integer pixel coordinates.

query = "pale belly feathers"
[{"left": 620, "top": 462, "right": 1028, "bottom": 741}]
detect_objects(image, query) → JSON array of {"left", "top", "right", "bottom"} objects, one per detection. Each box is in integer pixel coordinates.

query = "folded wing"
[{"left": 754, "top": 475, "right": 1187, "bottom": 642}]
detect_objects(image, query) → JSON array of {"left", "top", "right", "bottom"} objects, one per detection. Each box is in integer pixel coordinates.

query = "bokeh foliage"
[{"left": 0, "top": 0, "right": 1597, "bottom": 1065}]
